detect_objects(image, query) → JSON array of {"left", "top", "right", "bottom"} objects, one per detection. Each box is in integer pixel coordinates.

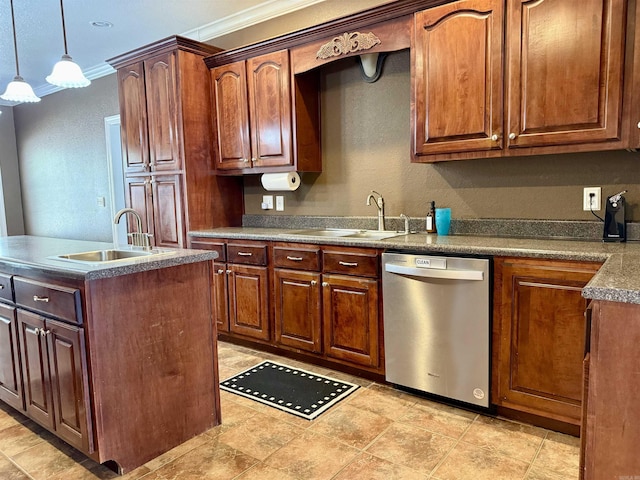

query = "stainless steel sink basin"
[
  {"left": 55, "top": 249, "right": 174, "bottom": 264},
  {"left": 287, "top": 229, "right": 400, "bottom": 240}
]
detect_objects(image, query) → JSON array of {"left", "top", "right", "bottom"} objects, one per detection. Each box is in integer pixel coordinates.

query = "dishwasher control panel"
[{"left": 415, "top": 257, "right": 446, "bottom": 269}]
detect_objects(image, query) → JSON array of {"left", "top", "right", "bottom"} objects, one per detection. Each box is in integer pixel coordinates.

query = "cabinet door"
[
  {"left": 322, "top": 274, "right": 379, "bottom": 368},
  {"left": 117, "top": 63, "right": 149, "bottom": 174},
  {"left": 228, "top": 264, "right": 269, "bottom": 340},
  {"left": 151, "top": 175, "right": 184, "bottom": 248},
  {"left": 0, "top": 303, "right": 23, "bottom": 411},
  {"left": 247, "top": 50, "right": 292, "bottom": 169},
  {"left": 211, "top": 62, "right": 251, "bottom": 171},
  {"left": 274, "top": 269, "right": 322, "bottom": 353},
  {"left": 46, "top": 319, "right": 92, "bottom": 454},
  {"left": 213, "top": 262, "right": 230, "bottom": 333},
  {"left": 124, "top": 176, "right": 154, "bottom": 239},
  {"left": 17, "top": 310, "right": 54, "bottom": 430},
  {"left": 144, "top": 52, "right": 181, "bottom": 172},
  {"left": 413, "top": 0, "right": 504, "bottom": 156},
  {"left": 493, "top": 258, "right": 601, "bottom": 425},
  {"left": 505, "top": 0, "right": 625, "bottom": 148}
]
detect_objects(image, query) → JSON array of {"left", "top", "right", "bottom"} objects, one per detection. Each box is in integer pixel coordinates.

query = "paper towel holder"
[{"left": 260, "top": 172, "right": 301, "bottom": 191}]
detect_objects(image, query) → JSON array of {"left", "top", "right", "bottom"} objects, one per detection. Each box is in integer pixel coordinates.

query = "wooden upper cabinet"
[
  {"left": 505, "top": 0, "right": 626, "bottom": 148},
  {"left": 211, "top": 50, "right": 293, "bottom": 172},
  {"left": 211, "top": 62, "right": 251, "bottom": 170},
  {"left": 118, "top": 63, "right": 149, "bottom": 174},
  {"left": 247, "top": 50, "right": 292, "bottom": 169},
  {"left": 144, "top": 52, "right": 181, "bottom": 172},
  {"left": 413, "top": 0, "right": 504, "bottom": 156}
]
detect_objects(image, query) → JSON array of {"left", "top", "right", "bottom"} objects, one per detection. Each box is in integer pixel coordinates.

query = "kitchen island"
[{"left": 0, "top": 236, "right": 219, "bottom": 474}]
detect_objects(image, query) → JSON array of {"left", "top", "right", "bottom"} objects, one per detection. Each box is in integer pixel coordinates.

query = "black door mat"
[{"left": 220, "top": 360, "right": 359, "bottom": 420}]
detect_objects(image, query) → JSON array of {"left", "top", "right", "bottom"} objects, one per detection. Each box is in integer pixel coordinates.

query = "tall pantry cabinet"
[{"left": 107, "top": 36, "right": 243, "bottom": 247}]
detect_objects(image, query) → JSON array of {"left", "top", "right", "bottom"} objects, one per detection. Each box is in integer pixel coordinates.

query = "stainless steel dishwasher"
[{"left": 382, "top": 252, "right": 490, "bottom": 408}]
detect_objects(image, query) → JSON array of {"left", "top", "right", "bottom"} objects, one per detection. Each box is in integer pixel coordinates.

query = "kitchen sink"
[
  {"left": 286, "top": 229, "right": 401, "bottom": 240},
  {"left": 55, "top": 248, "right": 174, "bottom": 263}
]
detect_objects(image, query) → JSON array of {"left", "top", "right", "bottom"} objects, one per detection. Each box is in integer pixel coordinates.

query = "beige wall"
[
  {"left": 0, "top": 106, "right": 25, "bottom": 235},
  {"left": 13, "top": 74, "right": 119, "bottom": 241}
]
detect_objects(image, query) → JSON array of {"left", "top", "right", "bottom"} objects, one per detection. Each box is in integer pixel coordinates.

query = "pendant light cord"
[
  {"left": 9, "top": 0, "right": 20, "bottom": 76},
  {"left": 59, "top": 0, "right": 69, "bottom": 55}
]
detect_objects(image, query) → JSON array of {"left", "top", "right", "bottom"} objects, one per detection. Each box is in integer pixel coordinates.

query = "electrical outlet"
[
  {"left": 261, "top": 195, "right": 274, "bottom": 210},
  {"left": 276, "top": 196, "right": 284, "bottom": 211},
  {"left": 583, "top": 187, "right": 601, "bottom": 211}
]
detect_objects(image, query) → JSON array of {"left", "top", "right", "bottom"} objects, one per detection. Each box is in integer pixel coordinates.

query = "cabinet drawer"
[
  {"left": 0, "top": 273, "right": 13, "bottom": 303},
  {"left": 227, "top": 243, "right": 268, "bottom": 266},
  {"left": 323, "top": 250, "right": 379, "bottom": 277},
  {"left": 14, "top": 278, "right": 82, "bottom": 324},
  {"left": 273, "top": 246, "right": 320, "bottom": 271},
  {"left": 189, "top": 238, "right": 226, "bottom": 262}
]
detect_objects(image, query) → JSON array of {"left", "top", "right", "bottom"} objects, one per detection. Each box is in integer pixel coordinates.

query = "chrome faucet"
[
  {"left": 114, "top": 208, "right": 152, "bottom": 250},
  {"left": 366, "top": 190, "right": 386, "bottom": 231},
  {"left": 400, "top": 213, "right": 410, "bottom": 234}
]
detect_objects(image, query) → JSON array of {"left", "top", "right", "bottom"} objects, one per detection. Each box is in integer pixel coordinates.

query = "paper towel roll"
[{"left": 260, "top": 172, "right": 301, "bottom": 191}]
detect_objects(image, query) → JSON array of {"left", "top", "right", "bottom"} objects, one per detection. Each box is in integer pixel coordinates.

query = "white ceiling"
[{"left": 0, "top": 0, "right": 325, "bottom": 106}]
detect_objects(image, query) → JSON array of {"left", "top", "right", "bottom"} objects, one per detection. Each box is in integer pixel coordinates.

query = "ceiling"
[{"left": 0, "top": 0, "right": 325, "bottom": 106}]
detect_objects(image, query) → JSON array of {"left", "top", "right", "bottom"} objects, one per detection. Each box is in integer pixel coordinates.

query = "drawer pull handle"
[
  {"left": 33, "top": 295, "right": 50, "bottom": 303},
  {"left": 237, "top": 252, "right": 253, "bottom": 256},
  {"left": 286, "top": 256, "right": 303, "bottom": 261},
  {"left": 339, "top": 261, "right": 358, "bottom": 267}
]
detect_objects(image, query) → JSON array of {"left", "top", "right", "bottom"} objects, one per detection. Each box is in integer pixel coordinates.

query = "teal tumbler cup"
[{"left": 435, "top": 208, "right": 451, "bottom": 235}]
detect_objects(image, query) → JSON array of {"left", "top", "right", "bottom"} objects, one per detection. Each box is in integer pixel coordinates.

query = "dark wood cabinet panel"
[
  {"left": 413, "top": 0, "right": 504, "bottom": 155},
  {"left": 505, "top": 0, "right": 626, "bottom": 148},
  {"left": 0, "top": 303, "right": 23, "bottom": 411},
  {"left": 18, "top": 310, "right": 54, "bottom": 430},
  {"left": 228, "top": 264, "right": 270, "bottom": 341},
  {"left": 322, "top": 273, "right": 379, "bottom": 368},
  {"left": 493, "top": 257, "right": 601, "bottom": 426},
  {"left": 211, "top": 61, "right": 251, "bottom": 170},
  {"left": 117, "top": 63, "right": 149, "bottom": 175},
  {"left": 151, "top": 175, "right": 184, "bottom": 248},
  {"left": 13, "top": 277, "right": 82, "bottom": 325},
  {"left": 46, "top": 319, "right": 92, "bottom": 453},
  {"left": 213, "top": 262, "right": 230, "bottom": 333},
  {"left": 274, "top": 269, "right": 322, "bottom": 353},
  {"left": 144, "top": 52, "right": 180, "bottom": 172}
]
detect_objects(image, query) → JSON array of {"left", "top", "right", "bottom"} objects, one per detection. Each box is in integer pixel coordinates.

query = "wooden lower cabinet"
[
  {"left": 228, "top": 264, "right": 269, "bottom": 341},
  {"left": 322, "top": 273, "right": 379, "bottom": 368},
  {"left": 273, "top": 269, "right": 322, "bottom": 353},
  {"left": 17, "top": 309, "right": 91, "bottom": 453},
  {"left": 581, "top": 300, "right": 640, "bottom": 478},
  {"left": 213, "top": 262, "right": 230, "bottom": 332},
  {"left": 0, "top": 303, "right": 23, "bottom": 410},
  {"left": 492, "top": 257, "right": 601, "bottom": 426}
]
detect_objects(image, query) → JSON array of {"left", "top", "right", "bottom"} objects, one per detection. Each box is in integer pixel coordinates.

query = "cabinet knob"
[
  {"left": 0, "top": 284, "right": 4, "bottom": 289},
  {"left": 251, "top": 157, "right": 257, "bottom": 162},
  {"left": 33, "top": 295, "right": 50, "bottom": 303},
  {"left": 310, "top": 280, "right": 317, "bottom": 286},
  {"left": 508, "top": 133, "right": 516, "bottom": 140},
  {"left": 43, "top": 330, "right": 51, "bottom": 336},
  {"left": 491, "top": 134, "right": 498, "bottom": 141},
  {"left": 226, "top": 270, "right": 232, "bottom": 274},
  {"left": 243, "top": 158, "right": 249, "bottom": 163},
  {"left": 637, "top": 121, "right": 640, "bottom": 129},
  {"left": 322, "top": 282, "right": 329, "bottom": 287},
  {"left": 216, "top": 269, "right": 225, "bottom": 274}
]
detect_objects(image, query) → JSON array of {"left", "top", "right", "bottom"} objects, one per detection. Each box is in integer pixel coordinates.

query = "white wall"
[{"left": 0, "top": 106, "right": 25, "bottom": 236}]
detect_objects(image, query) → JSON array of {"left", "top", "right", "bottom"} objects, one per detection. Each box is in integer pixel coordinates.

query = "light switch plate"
[{"left": 276, "top": 196, "right": 284, "bottom": 211}]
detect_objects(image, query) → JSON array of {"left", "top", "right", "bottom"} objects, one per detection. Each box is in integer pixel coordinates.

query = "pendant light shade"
[
  {"left": 46, "top": 0, "right": 90, "bottom": 88},
  {"left": 0, "top": 0, "right": 41, "bottom": 103}
]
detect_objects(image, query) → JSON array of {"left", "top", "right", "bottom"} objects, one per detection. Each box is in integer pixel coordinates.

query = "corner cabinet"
[
  {"left": 413, "top": 0, "right": 629, "bottom": 161},
  {"left": 207, "top": 50, "right": 321, "bottom": 175},
  {"left": 108, "top": 36, "right": 244, "bottom": 248},
  {"left": 492, "top": 257, "right": 602, "bottom": 427}
]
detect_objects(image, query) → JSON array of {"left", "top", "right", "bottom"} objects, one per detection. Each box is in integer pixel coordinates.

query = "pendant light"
[
  {"left": 46, "top": 0, "right": 90, "bottom": 88},
  {"left": 0, "top": 0, "right": 41, "bottom": 103}
]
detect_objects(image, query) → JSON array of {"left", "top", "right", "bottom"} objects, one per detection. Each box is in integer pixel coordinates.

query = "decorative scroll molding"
[{"left": 316, "top": 31, "right": 381, "bottom": 60}]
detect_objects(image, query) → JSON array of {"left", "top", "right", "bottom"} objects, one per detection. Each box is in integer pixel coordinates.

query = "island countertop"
[
  {"left": 189, "top": 227, "right": 640, "bottom": 305},
  {"left": 0, "top": 235, "right": 217, "bottom": 280}
]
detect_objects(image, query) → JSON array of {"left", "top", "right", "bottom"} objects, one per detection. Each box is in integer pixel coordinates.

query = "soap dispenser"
[{"left": 426, "top": 201, "right": 436, "bottom": 233}]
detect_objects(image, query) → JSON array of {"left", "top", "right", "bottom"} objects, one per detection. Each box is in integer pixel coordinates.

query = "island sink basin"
[{"left": 56, "top": 249, "right": 170, "bottom": 263}]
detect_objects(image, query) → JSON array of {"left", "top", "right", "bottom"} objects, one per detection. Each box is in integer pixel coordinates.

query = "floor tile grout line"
[
  {"left": 524, "top": 429, "right": 550, "bottom": 478},
  {"left": 0, "top": 450, "right": 37, "bottom": 480},
  {"left": 427, "top": 413, "right": 478, "bottom": 477}
]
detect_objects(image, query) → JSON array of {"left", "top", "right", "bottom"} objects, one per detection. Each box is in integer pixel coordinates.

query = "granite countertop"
[
  {"left": 0, "top": 236, "right": 217, "bottom": 280},
  {"left": 190, "top": 227, "right": 640, "bottom": 305}
]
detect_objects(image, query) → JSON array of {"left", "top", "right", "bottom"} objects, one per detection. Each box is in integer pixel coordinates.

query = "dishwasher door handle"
[{"left": 384, "top": 263, "right": 484, "bottom": 281}]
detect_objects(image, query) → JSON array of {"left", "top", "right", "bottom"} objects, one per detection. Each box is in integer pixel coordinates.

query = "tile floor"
[{"left": 0, "top": 341, "right": 580, "bottom": 479}]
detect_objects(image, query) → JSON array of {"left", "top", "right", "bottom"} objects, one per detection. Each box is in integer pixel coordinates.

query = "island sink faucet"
[
  {"left": 114, "top": 208, "right": 152, "bottom": 250},
  {"left": 366, "top": 190, "right": 386, "bottom": 231}
]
